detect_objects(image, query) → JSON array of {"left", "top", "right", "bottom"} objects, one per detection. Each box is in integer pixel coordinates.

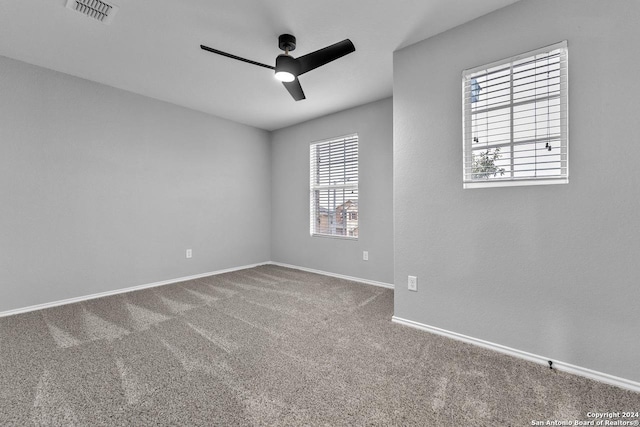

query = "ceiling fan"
[{"left": 200, "top": 34, "right": 355, "bottom": 101}]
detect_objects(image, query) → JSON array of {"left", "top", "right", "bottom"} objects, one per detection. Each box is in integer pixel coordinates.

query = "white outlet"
[
  {"left": 408, "top": 275, "right": 417, "bottom": 291},
  {"left": 186, "top": 249, "right": 192, "bottom": 259},
  {"left": 363, "top": 251, "right": 369, "bottom": 261}
]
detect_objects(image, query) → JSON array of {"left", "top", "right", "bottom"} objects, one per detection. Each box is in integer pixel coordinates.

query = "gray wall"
[
  {"left": 393, "top": 0, "right": 640, "bottom": 382},
  {"left": 0, "top": 56, "right": 271, "bottom": 313},
  {"left": 271, "top": 98, "right": 393, "bottom": 284}
]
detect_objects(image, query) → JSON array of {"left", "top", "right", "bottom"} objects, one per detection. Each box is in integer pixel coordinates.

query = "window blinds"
[
  {"left": 310, "top": 134, "right": 359, "bottom": 237},
  {"left": 463, "top": 41, "right": 568, "bottom": 188}
]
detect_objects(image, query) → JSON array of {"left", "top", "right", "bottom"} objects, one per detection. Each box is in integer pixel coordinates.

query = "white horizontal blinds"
[
  {"left": 310, "top": 134, "right": 359, "bottom": 237},
  {"left": 463, "top": 41, "right": 568, "bottom": 186}
]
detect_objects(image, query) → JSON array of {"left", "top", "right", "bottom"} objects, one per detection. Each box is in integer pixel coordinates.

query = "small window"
[
  {"left": 462, "top": 41, "right": 568, "bottom": 188},
  {"left": 310, "top": 134, "right": 358, "bottom": 238}
]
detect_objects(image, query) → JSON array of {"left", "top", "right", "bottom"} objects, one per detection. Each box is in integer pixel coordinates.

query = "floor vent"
[{"left": 65, "top": 0, "right": 119, "bottom": 24}]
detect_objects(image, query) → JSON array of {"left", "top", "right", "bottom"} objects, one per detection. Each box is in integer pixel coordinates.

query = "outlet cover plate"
[{"left": 408, "top": 275, "right": 417, "bottom": 291}]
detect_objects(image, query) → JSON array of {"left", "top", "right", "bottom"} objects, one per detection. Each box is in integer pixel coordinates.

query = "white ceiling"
[{"left": 0, "top": 0, "right": 520, "bottom": 131}]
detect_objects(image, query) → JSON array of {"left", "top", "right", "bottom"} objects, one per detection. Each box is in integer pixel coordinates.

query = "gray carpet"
[{"left": 1, "top": 265, "right": 638, "bottom": 426}]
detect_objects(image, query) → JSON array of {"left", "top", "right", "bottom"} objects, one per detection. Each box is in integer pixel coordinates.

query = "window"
[
  {"left": 310, "top": 134, "right": 358, "bottom": 238},
  {"left": 462, "top": 41, "right": 568, "bottom": 188}
]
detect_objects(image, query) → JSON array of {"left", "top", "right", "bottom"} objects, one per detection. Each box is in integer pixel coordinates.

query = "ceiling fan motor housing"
[
  {"left": 275, "top": 54, "right": 301, "bottom": 76},
  {"left": 278, "top": 34, "right": 296, "bottom": 52}
]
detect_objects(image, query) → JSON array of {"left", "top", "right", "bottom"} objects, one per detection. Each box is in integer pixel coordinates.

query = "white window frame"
[
  {"left": 462, "top": 41, "right": 569, "bottom": 189},
  {"left": 309, "top": 134, "right": 359, "bottom": 239}
]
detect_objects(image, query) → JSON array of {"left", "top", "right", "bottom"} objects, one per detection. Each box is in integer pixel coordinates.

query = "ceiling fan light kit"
[
  {"left": 200, "top": 33, "right": 355, "bottom": 101},
  {"left": 274, "top": 54, "right": 300, "bottom": 82}
]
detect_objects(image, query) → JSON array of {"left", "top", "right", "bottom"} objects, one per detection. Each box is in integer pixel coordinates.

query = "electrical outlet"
[
  {"left": 408, "top": 275, "right": 417, "bottom": 291},
  {"left": 186, "top": 249, "right": 192, "bottom": 259},
  {"left": 363, "top": 251, "right": 369, "bottom": 261}
]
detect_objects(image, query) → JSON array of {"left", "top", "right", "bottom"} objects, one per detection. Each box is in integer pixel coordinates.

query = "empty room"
[{"left": 1, "top": 0, "right": 639, "bottom": 425}]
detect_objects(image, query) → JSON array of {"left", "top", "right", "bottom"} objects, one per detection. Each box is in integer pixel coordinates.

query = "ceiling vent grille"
[{"left": 65, "top": 0, "right": 119, "bottom": 24}]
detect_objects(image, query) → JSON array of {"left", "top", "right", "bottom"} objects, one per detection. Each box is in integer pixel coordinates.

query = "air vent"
[{"left": 65, "top": 0, "right": 119, "bottom": 24}]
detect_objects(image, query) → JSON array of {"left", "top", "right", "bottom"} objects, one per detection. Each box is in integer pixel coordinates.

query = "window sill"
[
  {"left": 311, "top": 233, "right": 358, "bottom": 241},
  {"left": 463, "top": 177, "right": 568, "bottom": 189}
]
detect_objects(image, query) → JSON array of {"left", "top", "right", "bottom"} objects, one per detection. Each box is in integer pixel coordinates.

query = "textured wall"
[
  {"left": 271, "top": 98, "right": 393, "bottom": 284},
  {"left": 393, "top": 0, "right": 640, "bottom": 382},
  {"left": 0, "top": 56, "right": 271, "bottom": 312}
]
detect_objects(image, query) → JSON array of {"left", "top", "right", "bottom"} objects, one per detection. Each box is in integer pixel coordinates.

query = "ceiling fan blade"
[
  {"left": 296, "top": 39, "right": 355, "bottom": 75},
  {"left": 200, "top": 45, "right": 274, "bottom": 70},
  {"left": 282, "top": 78, "right": 306, "bottom": 101}
]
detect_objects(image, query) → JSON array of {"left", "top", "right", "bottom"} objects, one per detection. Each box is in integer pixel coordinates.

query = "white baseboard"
[
  {"left": 268, "top": 262, "right": 394, "bottom": 289},
  {"left": 0, "top": 262, "right": 270, "bottom": 318},
  {"left": 392, "top": 316, "right": 640, "bottom": 393}
]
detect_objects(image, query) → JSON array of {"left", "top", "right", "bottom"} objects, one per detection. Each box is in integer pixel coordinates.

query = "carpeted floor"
[{"left": 1, "top": 265, "right": 638, "bottom": 426}]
